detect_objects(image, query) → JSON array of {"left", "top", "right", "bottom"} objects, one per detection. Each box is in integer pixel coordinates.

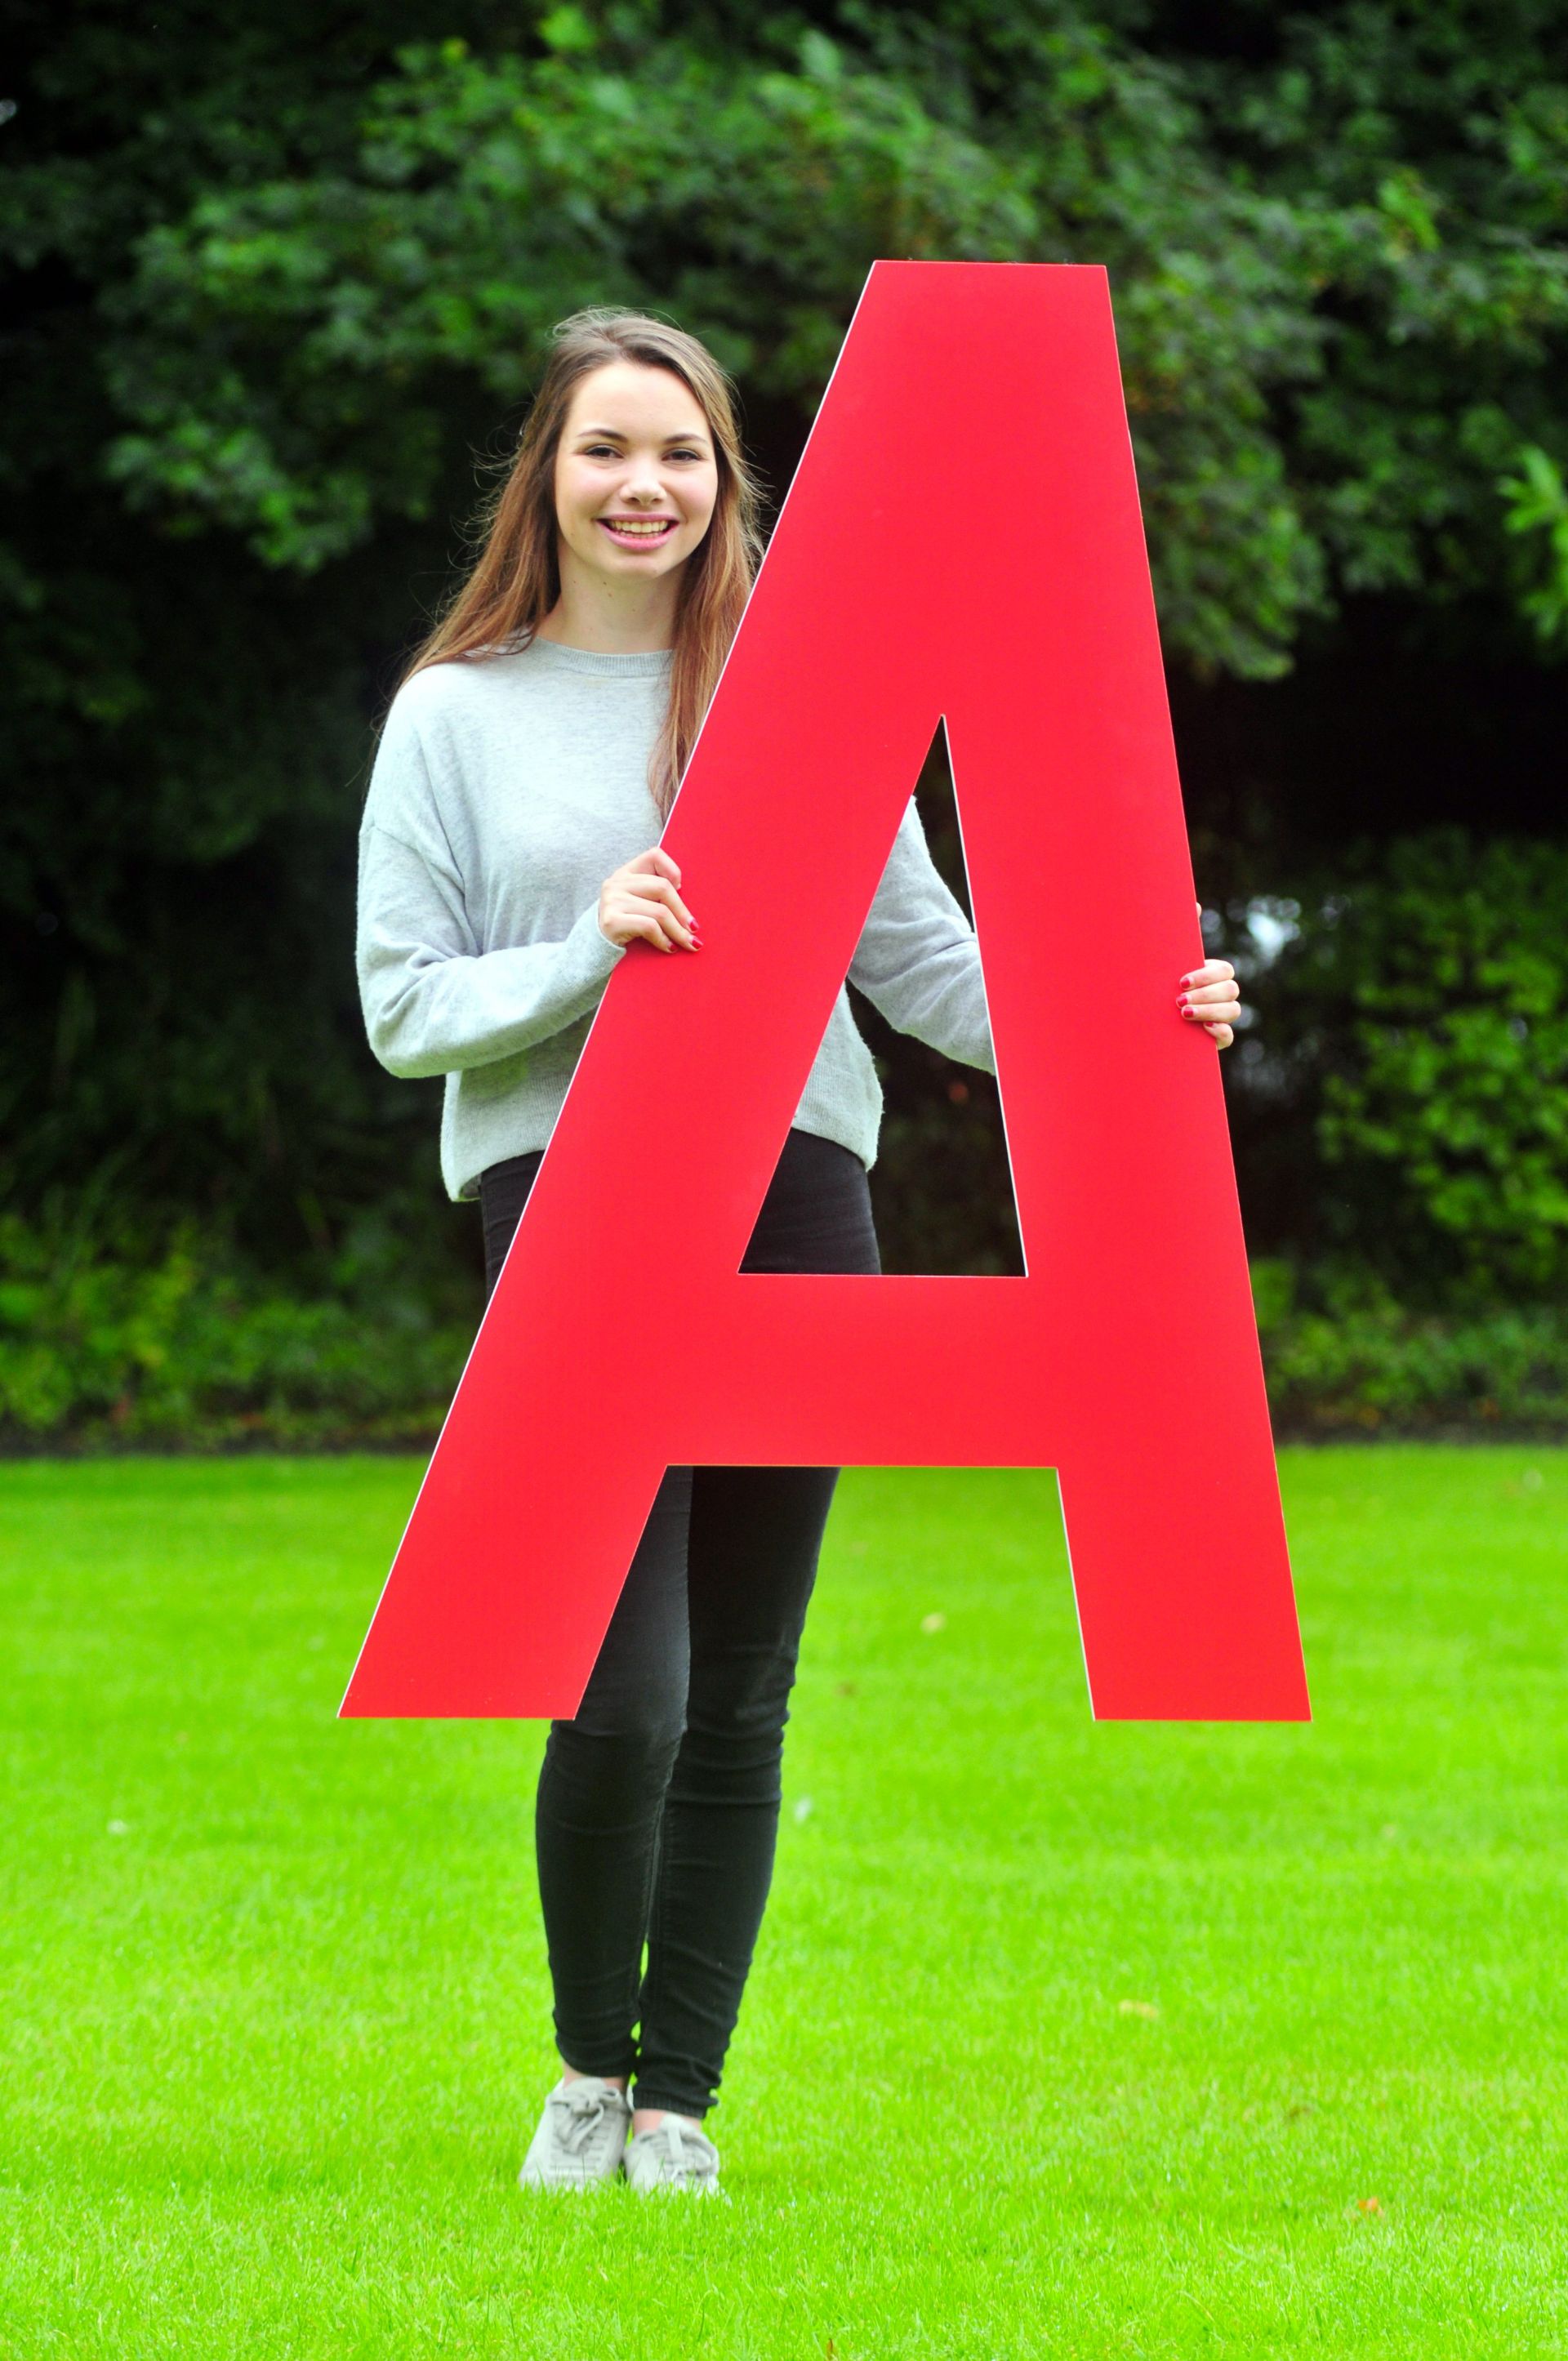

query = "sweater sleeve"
[
  {"left": 355, "top": 711, "right": 625, "bottom": 1082},
  {"left": 848, "top": 800, "right": 996, "bottom": 1074}
]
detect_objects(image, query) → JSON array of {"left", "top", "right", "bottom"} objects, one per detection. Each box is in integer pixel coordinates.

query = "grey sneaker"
[
  {"left": 623, "top": 2114, "right": 724, "bottom": 2197},
  {"left": 518, "top": 2075, "right": 631, "bottom": 2189}
]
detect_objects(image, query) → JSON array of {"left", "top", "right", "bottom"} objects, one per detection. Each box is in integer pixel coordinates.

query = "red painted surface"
[{"left": 342, "top": 261, "right": 1309, "bottom": 1723}]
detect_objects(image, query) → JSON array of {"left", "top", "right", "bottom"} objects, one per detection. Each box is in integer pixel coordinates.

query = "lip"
[{"left": 597, "top": 515, "right": 679, "bottom": 550}]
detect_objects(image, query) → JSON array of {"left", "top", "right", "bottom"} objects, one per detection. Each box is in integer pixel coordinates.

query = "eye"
[
  {"left": 667, "top": 448, "right": 705, "bottom": 462},
  {"left": 581, "top": 443, "right": 621, "bottom": 459}
]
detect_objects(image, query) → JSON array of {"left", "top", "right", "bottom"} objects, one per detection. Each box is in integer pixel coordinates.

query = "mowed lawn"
[{"left": 1, "top": 1451, "right": 1565, "bottom": 2359}]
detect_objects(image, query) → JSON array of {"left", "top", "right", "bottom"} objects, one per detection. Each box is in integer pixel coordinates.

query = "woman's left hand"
[{"left": 1177, "top": 958, "right": 1241, "bottom": 1048}]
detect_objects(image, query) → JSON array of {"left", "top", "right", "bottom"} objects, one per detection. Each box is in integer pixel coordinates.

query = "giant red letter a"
[{"left": 343, "top": 262, "right": 1309, "bottom": 1723}]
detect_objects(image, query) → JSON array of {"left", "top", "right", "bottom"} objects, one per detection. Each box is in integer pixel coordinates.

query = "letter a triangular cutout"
[{"left": 343, "top": 262, "right": 1309, "bottom": 1723}]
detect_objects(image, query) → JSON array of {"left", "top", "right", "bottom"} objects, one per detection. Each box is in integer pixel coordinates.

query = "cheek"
[
  {"left": 683, "top": 471, "right": 720, "bottom": 534},
  {"left": 555, "top": 465, "right": 596, "bottom": 537}
]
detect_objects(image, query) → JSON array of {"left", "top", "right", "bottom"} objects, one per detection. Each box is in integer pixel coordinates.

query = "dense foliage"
[
  {"left": 0, "top": 1209, "right": 470, "bottom": 1448},
  {"left": 52, "top": 7, "right": 1568, "bottom": 664},
  {"left": 1236, "top": 832, "right": 1568, "bottom": 1299},
  {"left": 3, "top": 2, "right": 1566, "bottom": 1432}
]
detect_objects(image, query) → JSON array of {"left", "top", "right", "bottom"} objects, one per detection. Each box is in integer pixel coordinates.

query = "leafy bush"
[
  {"left": 1253, "top": 1261, "right": 1568, "bottom": 1437},
  {"left": 1235, "top": 832, "right": 1568, "bottom": 1303},
  {"left": 8, "top": 1, "right": 1568, "bottom": 1281},
  {"left": 7, "top": 1209, "right": 1568, "bottom": 1450},
  {"left": 0, "top": 1216, "right": 471, "bottom": 1450}
]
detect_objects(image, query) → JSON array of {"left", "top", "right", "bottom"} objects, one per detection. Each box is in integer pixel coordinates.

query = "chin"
[{"left": 617, "top": 545, "right": 688, "bottom": 572}]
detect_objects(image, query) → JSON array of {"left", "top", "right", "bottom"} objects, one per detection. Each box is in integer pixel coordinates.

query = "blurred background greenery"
[{"left": 3, "top": 0, "right": 1566, "bottom": 1446}]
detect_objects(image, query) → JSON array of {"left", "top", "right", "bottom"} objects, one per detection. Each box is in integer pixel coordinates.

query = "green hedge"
[
  {"left": 1230, "top": 832, "right": 1568, "bottom": 1301},
  {"left": 0, "top": 1218, "right": 470, "bottom": 1451},
  {"left": 5, "top": 1223, "right": 1568, "bottom": 1450},
  {"left": 1252, "top": 1262, "right": 1568, "bottom": 1437}
]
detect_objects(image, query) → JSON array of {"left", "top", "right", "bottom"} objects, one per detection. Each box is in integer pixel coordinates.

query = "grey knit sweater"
[{"left": 356, "top": 636, "right": 995, "bottom": 1201}]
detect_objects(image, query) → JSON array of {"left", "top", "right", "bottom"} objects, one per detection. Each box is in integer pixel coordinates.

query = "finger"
[
  {"left": 1180, "top": 959, "right": 1234, "bottom": 988},
  {"left": 612, "top": 914, "right": 667, "bottom": 952},
  {"left": 1181, "top": 1005, "right": 1241, "bottom": 1028},
  {"left": 626, "top": 872, "right": 694, "bottom": 929},
  {"left": 1180, "top": 978, "right": 1241, "bottom": 1003},
  {"left": 610, "top": 901, "right": 675, "bottom": 951},
  {"left": 633, "top": 913, "right": 675, "bottom": 952},
  {"left": 1181, "top": 984, "right": 1241, "bottom": 1011},
  {"left": 639, "top": 846, "right": 683, "bottom": 887},
  {"left": 1205, "top": 1022, "right": 1235, "bottom": 1049},
  {"left": 624, "top": 894, "right": 692, "bottom": 949}
]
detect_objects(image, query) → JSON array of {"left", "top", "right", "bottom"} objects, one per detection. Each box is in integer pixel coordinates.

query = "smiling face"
[{"left": 552, "top": 360, "right": 720, "bottom": 590}]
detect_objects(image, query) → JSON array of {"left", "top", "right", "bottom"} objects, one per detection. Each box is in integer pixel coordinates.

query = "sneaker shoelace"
[
  {"left": 644, "top": 2118, "right": 718, "bottom": 2183},
  {"left": 552, "top": 2081, "right": 624, "bottom": 2160}
]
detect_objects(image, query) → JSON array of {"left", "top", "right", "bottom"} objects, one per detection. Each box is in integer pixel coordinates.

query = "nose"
[{"left": 617, "top": 459, "right": 666, "bottom": 505}]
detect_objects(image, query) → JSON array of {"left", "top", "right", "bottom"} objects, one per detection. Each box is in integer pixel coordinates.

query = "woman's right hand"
[{"left": 598, "top": 847, "right": 701, "bottom": 954}]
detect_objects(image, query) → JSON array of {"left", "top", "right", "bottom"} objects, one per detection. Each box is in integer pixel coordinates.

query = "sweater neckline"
[{"left": 517, "top": 635, "right": 672, "bottom": 679}]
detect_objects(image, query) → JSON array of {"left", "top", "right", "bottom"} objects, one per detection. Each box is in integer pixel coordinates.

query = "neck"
[{"left": 536, "top": 542, "right": 683, "bottom": 654}]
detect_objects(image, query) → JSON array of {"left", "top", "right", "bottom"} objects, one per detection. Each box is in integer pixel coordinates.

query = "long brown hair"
[{"left": 403, "top": 309, "right": 764, "bottom": 815}]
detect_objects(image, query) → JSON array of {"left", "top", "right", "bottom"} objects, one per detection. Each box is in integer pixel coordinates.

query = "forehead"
[{"left": 563, "top": 360, "right": 711, "bottom": 441}]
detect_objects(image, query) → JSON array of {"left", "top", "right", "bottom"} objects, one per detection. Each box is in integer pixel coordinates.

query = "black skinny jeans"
[{"left": 479, "top": 1125, "right": 880, "bottom": 2120}]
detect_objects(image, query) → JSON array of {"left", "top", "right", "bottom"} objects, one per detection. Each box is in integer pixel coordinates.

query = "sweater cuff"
[{"left": 565, "top": 897, "right": 627, "bottom": 989}]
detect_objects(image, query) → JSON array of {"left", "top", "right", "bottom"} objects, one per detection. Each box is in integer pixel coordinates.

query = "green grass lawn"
[{"left": 0, "top": 1449, "right": 1565, "bottom": 2358}]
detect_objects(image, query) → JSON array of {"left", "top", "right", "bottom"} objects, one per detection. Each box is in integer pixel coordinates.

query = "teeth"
[{"left": 606, "top": 520, "right": 671, "bottom": 535}]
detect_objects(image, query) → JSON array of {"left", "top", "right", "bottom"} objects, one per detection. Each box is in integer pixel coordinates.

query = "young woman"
[{"left": 356, "top": 309, "right": 1241, "bottom": 2197}]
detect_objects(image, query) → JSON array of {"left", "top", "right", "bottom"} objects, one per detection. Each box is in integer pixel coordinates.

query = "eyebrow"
[{"left": 572, "top": 424, "right": 711, "bottom": 446}]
